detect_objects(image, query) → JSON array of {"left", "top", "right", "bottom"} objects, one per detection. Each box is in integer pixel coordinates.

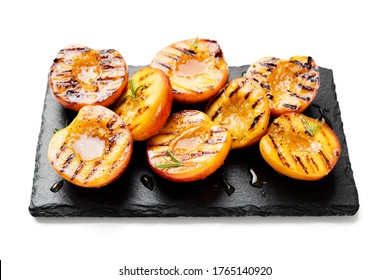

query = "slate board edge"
[{"left": 29, "top": 201, "right": 359, "bottom": 217}]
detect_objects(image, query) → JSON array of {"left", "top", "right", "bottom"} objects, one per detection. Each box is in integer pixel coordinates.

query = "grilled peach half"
[
  {"left": 260, "top": 113, "right": 341, "bottom": 181},
  {"left": 114, "top": 67, "right": 173, "bottom": 141},
  {"left": 246, "top": 56, "right": 320, "bottom": 116},
  {"left": 49, "top": 44, "right": 128, "bottom": 111},
  {"left": 150, "top": 38, "right": 228, "bottom": 104},
  {"left": 205, "top": 77, "right": 270, "bottom": 149},
  {"left": 48, "top": 105, "right": 133, "bottom": 188},
  {"left": 147, "top": 110, "right": 232, "bottom": 182}
]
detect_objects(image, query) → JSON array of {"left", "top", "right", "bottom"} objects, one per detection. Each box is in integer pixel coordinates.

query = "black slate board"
[{"left": 29, "top": 65, "right": 359, "bottom": 217}]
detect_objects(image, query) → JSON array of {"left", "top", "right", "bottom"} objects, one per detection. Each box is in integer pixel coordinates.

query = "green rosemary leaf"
[
  {"left": 153, "top": 150, "right": 183, "bottom": 169},
  {"left": 133, "top": 84, "right": 146, "bottom": 99},
  {"left": 129, "top": 79, "right": 135, "bottom": 98},
  {"left": 166, "top": 150, "right": 181, "bottom": 164},
  {"left": 302, "top": 116, "right": 322, "bottom": 136},
  {"left": 54, "top": 119, "right": 69, "bottom": 133},
  {"left": 193, "top": 37, "right": 198, "bottom": 49},
  {"left": 117, "top": 79, "right": 146, "bottom": 105},
  {"left": 153, "top": 162, "right": 182, "bottom": 169}
]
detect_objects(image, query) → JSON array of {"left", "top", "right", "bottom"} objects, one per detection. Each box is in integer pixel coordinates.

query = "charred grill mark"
[
  {"left": 269, "top": 135, "right": 290, "bottom": 168},
  {"left": 110, "top": 160, "right": 118, "bottom": 171},
  {"left": 106, "top": 115, "right": 118, "bottom": 130},
  {"left": 71, "top": 161, "right": 85, "bottom": 180},
  {"left": 96, "top": 76, "right": 122, "bottom": 83},
  {"left": 251, "top": 98, "right": 261, "bottom": 109},
  {"left": 250, "top": 112, "right": 265, "bottom": 130},
  {"left": 244, "top": 91, "right": 252, "bottom": 100},
  {"left": 158, "top": 130, "right": 179, "bottom": 136},
  {"left": 61, "top": 46, "right": 90, "bottom": 53},
  {"left": 290, "top": 93, "right": 311, "bottom": 101},
  {"left": 214, "top": 48, "right": 223, "bottom": 58},
  {"left": 183, "top": 118, "right": 205, "bottom": 125},
  {"left": 298, "top": 84, "right": 314, "bottom": 91},
  {"left": 85, "top": 159, "right": 102, "bottom": 182},
  {"left": 310, "top": 157, "right": 320, "bottom": 172},
  {"left": 294, "top": 155, "right": 308, "bottom": 174},
  {"left": 137, "top": 105, "right": 150, "bottom": 116},
  {"left": 172, "top": 46, "right": 196, "bottom": 56},
  {"left": 211, "top": 107, "right": 222, "bottom": 121},
  {"left": 260, "top": 83, "right": 271, "bottom": 90},
  {"left": 292, "top": 58, "right": 319, "bottom": 71},
  {"left": 204, "top": 138, "right": 226, "bottom": 145},
  {"left": 229, "top": 85, "right": 241, "bottom": 98},
  {"left": 60, "top": 153, "right": 75, "bottom": 173},
  {"left": 292, "top": 60, "right": 309, "bottom": 69},
  {"left": 100, "top": 64, "right": 118, "bottom": 70},
  {"left": 157, "top": 62, "right": 172, "bottom": 70},
  {"left": 190, "top": 150, "right": 219, "bottom": 157},
  {"left": 55, "top": 80, "right": 73, "bottom": 88},
  {"left": 52, "top": 69, "right": 72, "bottom": 76},
  {"left": 138, "top": 72, "right": 153, "bottom": 82},
  {"left": 262, "top": 62, "right": 277, "bottom": 70},
  {"left": 64, "top": 89, "right": 82, "bottom": 98},
  {"left": 302, "top": 73, "right": 319, "bottom": 82},
  {"left": 318, "top": 149, "right": 331, "bottom": 170},
  {"left": 53, "top": 57, "right": 63, "bottom": 63},
  {"left": 129, "top": 123, "right": 140, "bottom": 132},
  {"left": 320, "top": 130, "right": 331, "bottom": 145},
  {"left": 282, "top": 103, "right": 298, "bottom": 110},
  {"left": 165, "top": 54, "right": 180, "bottom": 61},
  {"left": 99, "top": 49, "right": 115, "bottom": 55},
  {"left": 106, "top": 133, "right": 120, "bottom": 154},
  {"left": 96, "top": 113, "right": 104, "bottom": 122},
  {"left": 231, "top": 79, "right": 248, "bottom": 98},
  {"left": 210, "top": 127, "right": 228, "bottom": 134}
]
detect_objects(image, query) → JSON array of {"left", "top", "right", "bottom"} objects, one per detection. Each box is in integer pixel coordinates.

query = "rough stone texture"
[{"left": 29, "top": 65, "right": 359, "bottom": 217}]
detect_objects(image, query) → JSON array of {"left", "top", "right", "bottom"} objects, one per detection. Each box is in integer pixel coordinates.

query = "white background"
[{"left": 0, "top": 0, "right": 389, "bottom": 279}]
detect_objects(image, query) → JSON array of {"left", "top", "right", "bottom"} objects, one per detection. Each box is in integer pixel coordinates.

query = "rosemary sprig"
[
  {"left": 153, "top": 150, "right": 183, "bottom": 169},
  {"left": 302, "top": 116, "right": 322, "bottom": 136},
  {"left": 193, "top": 37, "right": 199, "bottom": 49},
  {"left": 54, "top": 119, "right": 69, "bottom": 133},
  {"left": 118, "top": 79, "right": 146, "bottom": 104}
]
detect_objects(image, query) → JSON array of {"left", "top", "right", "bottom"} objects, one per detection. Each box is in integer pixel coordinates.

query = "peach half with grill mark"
[
  {"left": 48, "top": 105, "right": 132, "bottom": 188},
  {"left": 147, "top": 110, "right": 232, "bottom": 182},
  {"left": 49, "top": 44, "right": 128, "bottom": 111},
  {"left": 260, "top": 113, "right": 341, "bottom": 181}
]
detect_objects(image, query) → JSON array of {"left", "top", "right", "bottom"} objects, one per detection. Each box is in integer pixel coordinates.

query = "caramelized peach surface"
[
  {"left": 260, "top": 113, "right": 341, "bottom": 181},
  {"left": 206, "top": 77, "right": 270, "bottom": 149},
  {"left": 49, "top": 44, "right": 128, "bottom": 111},
  {"left": 147, "top": 110, "right": 232, "bottom": 182},
  {"left": 48, "top": 105, "right": 133, "bottom": 188},
  {"left": 114, "top": 67, "right": 173, "bottom": 141},
  {"left": 246, "top": 56, "right": 320, "bottom": 116},
  {"left": 151, "top": 38, "right": 228, "bottom": 104}
]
